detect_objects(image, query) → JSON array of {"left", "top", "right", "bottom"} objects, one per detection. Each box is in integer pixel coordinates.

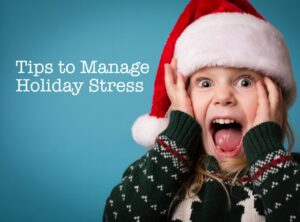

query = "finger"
[
  {"left": 279, "top": 85, "right": 283, "bottom": 99},
  {"left": 171, "top": 58, "right": 177, "bottom": 74},
  {"left": 277, "top": 82, "right": 283, "bottom": 108},
  {"left": 267, "top": 77, "right": 284, "bottom": 126},
  {"left": 177, "top": 72, "right": 186, "bottom": 92},
  {"left": 256, "top": 80, "right": 270, "bottom": 114},
  {"left": 164, "top": 63, "right": 175, "bottom": 85},
  {"left": 264, "top": 76, "right": 280, "bottom": 112},
  {"left": 277, "top": 83, "right": 284, "bottom": 126},
  {"left": 168, "top": 59, "right": 177, "bottom": 83},
  {"left": 164, "top": 64, "right": 176, "bottom": 98},
  {"left": 279, "top": 86, "right": 283, "bottom": 113},
  {"left": 170, "top": 58, "right": 178, "bottom": 85},
  {"left": 279, "top": 87, "right": 284, "bottom": 127}
]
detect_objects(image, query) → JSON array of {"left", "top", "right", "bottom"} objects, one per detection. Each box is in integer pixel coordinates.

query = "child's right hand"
[{"left": 164, "top": 58, "right": 194, "bottom": 118}]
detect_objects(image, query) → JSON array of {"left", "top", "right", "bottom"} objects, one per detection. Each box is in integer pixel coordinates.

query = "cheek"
[
  {"left": 190, "top": 91, "right": 210, "bottom": 127},
  {"left": 240, "top": 91, "right": 258, "bottom": 124}
]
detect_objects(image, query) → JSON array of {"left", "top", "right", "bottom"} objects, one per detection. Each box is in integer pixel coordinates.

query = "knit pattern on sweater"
[{"left": 104, "top": 111, "right": 300, "bottom": 222}]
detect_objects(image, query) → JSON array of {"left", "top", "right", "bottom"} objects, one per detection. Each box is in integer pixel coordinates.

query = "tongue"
[{"left": 214, "top": 128, "right": 242, "bottom": 152}]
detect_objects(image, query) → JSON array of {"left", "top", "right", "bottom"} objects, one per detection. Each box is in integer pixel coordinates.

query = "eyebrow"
[{"left": 190, "top": 72, "right": 213, "bottom": 81}]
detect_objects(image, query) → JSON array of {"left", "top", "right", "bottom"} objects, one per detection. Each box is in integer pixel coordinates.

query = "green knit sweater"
[{"left": 104, "top": 111, "right": 300, "bottom": 222}]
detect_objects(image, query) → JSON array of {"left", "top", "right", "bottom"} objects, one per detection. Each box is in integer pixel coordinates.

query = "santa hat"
[{"left": 132, "top": 0, "right": 296, "bottom": 148}]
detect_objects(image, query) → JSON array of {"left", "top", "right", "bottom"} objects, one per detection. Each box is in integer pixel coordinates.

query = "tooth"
[
  {"left": 225, "top": 119, "right": 230, "bottom": 124},
  {"left": 219, "top": 119, "right": 225, "bottom": 124},
  {"left": 230, "top": 120, "right": 234, "bottom": 123}
]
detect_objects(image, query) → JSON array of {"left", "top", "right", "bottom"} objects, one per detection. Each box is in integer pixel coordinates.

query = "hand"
[
  {"left": 252, "top": 76, "right": 283, "bottom": 128},
  {"left": 164, "top": 58, "right": 194, "bottom": 118}
]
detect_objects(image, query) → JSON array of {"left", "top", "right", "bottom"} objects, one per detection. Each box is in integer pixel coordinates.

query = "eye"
[
  {"left": 198, "top": 79, "right": 213, "bottom": 88},
  {"left": 236, "top": 76, "right": 254, "bottom": 87}
]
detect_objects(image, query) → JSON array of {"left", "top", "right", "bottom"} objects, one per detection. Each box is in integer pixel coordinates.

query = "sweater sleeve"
[
  {"left": 243, "top": 122, "right": 300, "bottom": 222},
  {"left": 103, "top": 111, "right": 201, "bottom": 222}
]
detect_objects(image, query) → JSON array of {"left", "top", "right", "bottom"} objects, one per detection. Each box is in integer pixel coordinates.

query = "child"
[{"left": 104, "top": 0, "right": 299, "bottom": 221}]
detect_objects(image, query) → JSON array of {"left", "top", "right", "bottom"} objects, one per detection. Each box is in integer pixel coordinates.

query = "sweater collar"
[{"left": 201, "top": 155, "right": 251, "bottom": 185}]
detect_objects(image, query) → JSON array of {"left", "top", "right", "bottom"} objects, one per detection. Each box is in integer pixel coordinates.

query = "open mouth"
[{"left": 209, "top": 118, "right": 244, "bottom": 158}]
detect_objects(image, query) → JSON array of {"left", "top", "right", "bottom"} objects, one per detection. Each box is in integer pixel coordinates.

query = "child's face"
[{"left": 188, "top": 67, "right": 263, "bottom": 160}]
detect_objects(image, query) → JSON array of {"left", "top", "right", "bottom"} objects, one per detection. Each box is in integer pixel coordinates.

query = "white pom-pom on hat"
[{"left": 132, "top": 114, "right": 169, "bottom": 148}]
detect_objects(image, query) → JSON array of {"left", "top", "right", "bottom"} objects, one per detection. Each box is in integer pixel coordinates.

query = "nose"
[{"left": 213, "top": 86, "right": 236, "bottom": 106}]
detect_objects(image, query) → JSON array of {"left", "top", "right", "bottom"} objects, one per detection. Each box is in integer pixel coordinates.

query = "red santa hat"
[{"left": 132, "top": 0, "right": 296, "bottom": 148}]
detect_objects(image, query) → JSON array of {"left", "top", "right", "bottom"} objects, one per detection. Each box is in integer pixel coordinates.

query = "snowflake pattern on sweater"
[{"left": 103, "top": 111, "right": 300, "bottom": 222}]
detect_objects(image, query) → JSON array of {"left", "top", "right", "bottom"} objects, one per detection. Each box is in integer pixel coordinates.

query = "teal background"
[{"left": 0, "top": 0, "right": 299, "bottom": 221}]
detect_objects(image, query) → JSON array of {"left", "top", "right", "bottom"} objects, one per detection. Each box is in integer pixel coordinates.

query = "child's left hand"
[{"left": 252, "top": 76, "right": 283, "bottom": 129}]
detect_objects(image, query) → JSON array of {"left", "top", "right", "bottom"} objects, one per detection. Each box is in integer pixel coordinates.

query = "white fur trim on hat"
[
  {"left": 132, "top": 114, "right": 169, "bottom": 148},
  {"left": 174, "top": 12, "right": 296, "bottom": 107}
]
